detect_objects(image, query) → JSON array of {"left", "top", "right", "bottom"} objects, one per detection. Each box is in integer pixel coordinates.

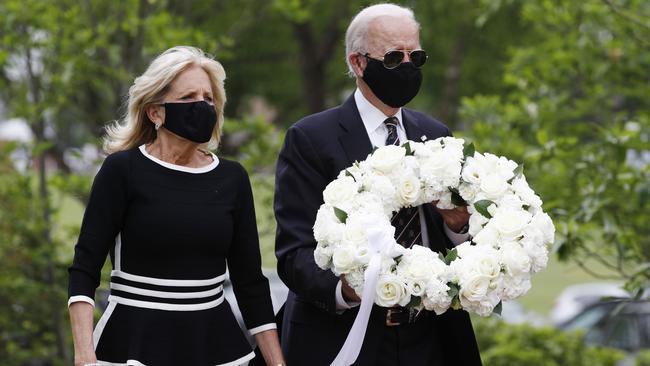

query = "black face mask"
[
  {"left": 162, "top": 101, "right": 217, "bottom": 143},
  {"left": 362, "top": 58, "right": 422, "bottom": 108}
]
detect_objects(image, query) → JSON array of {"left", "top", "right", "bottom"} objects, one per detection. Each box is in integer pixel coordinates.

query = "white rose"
[
  {"left": 461, "top": 158, "right": 484, "bottom": 184},
  {"left": 369, "top": 145, "right": 406, "bottom": 173},
  {"left": 475, "top": 254, "right": 502, "bottom": 280},
  {"left": 440, "top": 136, "right": 465, "bottom": 152},
  {"left": 323, "top": 176, "right": 359, "bottom": 207},
  {"left": 499, "top": 242, "right": 531, "bottom": 276},
  {"left": 468, "top": 211, "right": 489, "bottom": 237},
  {"left": 511, "top": 176, "right": 543, "bottom": 208},
  {"left": 332, "top": 245, "right": 357, "bottom": 275},
  {"left": 459, "top": 274, "right": 491, "bottom": 303},
  {"left": 375, "top": 273, "right": 411, "bottom": 307},
  {"left": 408, "top": 279, "right": 427, "bottom": 297},
  {"left": 496, "top": 193, "right": 526, "bottom": 211},
  {"left": 479, "top": 174, "right": 509, "bottom": 200},
  {"left": 472, "top": 225, "right": 499, "bottom": 247},
  {"left": 490, "top": 208, "right": 532, "bottom": 241},
  {"left": 397, "top": 174, "right": 421, "bottom": 204},
  {"left": 354, "top": 245, "right": 372, "bottom": 265},
  {"left": 337, "top": 164, "right": 364, "bottom": 182},
  {"left": 314, "top": 245, "right": 333, "bottom": 269},
  {"left": 420, "top": 155, "right": 454, "bottom": 183}
]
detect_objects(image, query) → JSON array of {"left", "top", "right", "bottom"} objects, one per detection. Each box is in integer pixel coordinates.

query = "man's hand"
[
  {"left": 433, "top": 201, "right": 470, "bottom": 233},
  {"left": 341, "top": 276, "right": 361, "bottom": 303}
]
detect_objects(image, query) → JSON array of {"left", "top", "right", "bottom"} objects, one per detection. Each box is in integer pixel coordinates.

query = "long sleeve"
[
  {"left": 274, "top": 125, "right": 339, "bottom": 314},
  {"left": 227, "top": 163, "right": 276, "bottom": 334},
  {"left": 68, "top": 152, "right": 129, "bottom": 306}
]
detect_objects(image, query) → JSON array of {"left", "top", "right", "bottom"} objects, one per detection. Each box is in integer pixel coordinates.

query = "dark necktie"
[
  {"left": 384, "top": 117, "right": 400, "bottom": 146},
  {"left": 383, "top": 117, "right": 422, "bottom": 248}
]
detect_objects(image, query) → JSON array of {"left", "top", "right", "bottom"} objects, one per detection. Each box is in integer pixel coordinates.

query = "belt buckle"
[
  {"left": 386, "top": 307, "right": 423, "bottom": 326},
  {"left": 385, "top": 308, "right": 402, "bottom": 327}
]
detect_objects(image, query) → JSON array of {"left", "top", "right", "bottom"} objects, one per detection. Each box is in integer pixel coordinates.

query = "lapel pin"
[{"left": 420, "top": 135, "right": 428, "bottom": 141}]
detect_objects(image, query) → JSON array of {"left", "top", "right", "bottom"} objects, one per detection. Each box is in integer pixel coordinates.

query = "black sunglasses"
[{"left": 363, "top": 49, "right": 428, "bottom": 69}]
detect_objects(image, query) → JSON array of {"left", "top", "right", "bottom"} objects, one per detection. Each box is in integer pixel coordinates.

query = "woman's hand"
[{"left": 253, "top": 328, "right": 285, "bottom": 366}]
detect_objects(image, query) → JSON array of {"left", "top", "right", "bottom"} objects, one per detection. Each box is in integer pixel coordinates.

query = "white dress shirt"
[{"left": 335, "top": 89, "right": 468, "bottom": 311}]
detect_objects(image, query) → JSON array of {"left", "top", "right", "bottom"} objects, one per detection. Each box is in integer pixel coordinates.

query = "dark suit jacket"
[{"left": 274, "top": 95, "right": 482, "bottom": 365}]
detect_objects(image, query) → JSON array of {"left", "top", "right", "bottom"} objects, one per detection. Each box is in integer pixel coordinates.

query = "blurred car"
[
  {"left": 559, "top": 299, "right": 650, "bottom": 355},
  {"left": 550, "top": 282, "right": 629, "bottom": 325}
]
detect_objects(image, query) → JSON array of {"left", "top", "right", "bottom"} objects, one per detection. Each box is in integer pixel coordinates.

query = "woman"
[{"left": 68, "top": 46, "right": 285, "bottom": 366}]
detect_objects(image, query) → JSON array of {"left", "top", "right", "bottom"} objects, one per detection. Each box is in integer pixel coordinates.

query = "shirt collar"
[{"left": 354, "top": 88, "right": 403, "bottom": 134}]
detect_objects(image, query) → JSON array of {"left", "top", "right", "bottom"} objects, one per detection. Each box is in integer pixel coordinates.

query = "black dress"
[{"left": 68, "top": 145, "right": 276, "bottom": 366}]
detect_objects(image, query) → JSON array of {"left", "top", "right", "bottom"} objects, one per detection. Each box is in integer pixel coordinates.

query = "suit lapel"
[
  {"left": 337, "top": 95, "right": 374, "bottom": 165},
  {"left": 403, "top": 109, "right": 429, "bottom": 143}
]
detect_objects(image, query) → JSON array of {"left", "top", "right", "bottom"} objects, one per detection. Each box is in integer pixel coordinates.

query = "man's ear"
[{"left": 349, "top": 53, "right": 366, "bottom": 78}]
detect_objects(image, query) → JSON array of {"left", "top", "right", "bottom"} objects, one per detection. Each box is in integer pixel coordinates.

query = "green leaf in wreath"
[
  {"left": 493, "top": 300, "right": 503, "bottom": 316},
  {"left": 403, "top": 141, "right": 414, "bottom": 156},
  {"left": 345, "top": 169, "right": 356, "bottom": 181},
  {"left": 447, "top": 282, "right": 460, "bottom": 298},
  {"left": 449, "top": 187, "right": 468, "bottom": 206},
  {"left": 509, "top": 164, "right": 524, "bottom": 183},
  {"left": 451, "top": 296, "right": 462, "bottom": 310},
  {"left": 474, "top": 200, "right": 495, "bottom": 219},
  {"left": 463, "top": 142, "right": 475, "bottom": 158},
  {"left": 333, "top": 207, "right": 348, "bottom": 223},
  {"left": 443, "top": 248, "right": 458, "bottom": 264},
  {"left": 407, "top": 295, "right": 422, "bottom": 309}
]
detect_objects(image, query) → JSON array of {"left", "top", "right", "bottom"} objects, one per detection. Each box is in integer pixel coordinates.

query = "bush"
[
  {"left": 474, "top": 317, "right": 625, "bottom": 366},
  {"left": 636, "top": 350, "right": 650, "bottom": 366}
]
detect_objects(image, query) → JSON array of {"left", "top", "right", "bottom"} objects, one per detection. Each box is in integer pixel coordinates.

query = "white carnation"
[
  {"left": 512, "top": 176, "right": 543, "bottom": 208},
  {"left": 422, "top": 280, "right": 452, "bottom": 314},
  {"left": 313, "top": 205, "right": 344, "bottom": 245},
  {"left": 499, "top": 242, "right": 531, "bottom": 276},
  {"left": 314, "top": 245, "right": 333, "bottom": 269}
]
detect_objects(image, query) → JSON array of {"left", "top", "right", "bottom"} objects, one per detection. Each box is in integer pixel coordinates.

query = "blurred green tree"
[{"left": 460, "top": 0, "right": 650, "bottom": 295}]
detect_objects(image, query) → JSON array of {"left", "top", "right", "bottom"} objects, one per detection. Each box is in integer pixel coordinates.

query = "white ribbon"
[{"left": 330, "top": 225, "right": 405, "bottom": 366}]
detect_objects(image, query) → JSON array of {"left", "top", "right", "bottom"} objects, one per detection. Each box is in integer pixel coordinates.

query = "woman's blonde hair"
[{"left": 103, "top": 46, "right": 226, "bottom": 153}]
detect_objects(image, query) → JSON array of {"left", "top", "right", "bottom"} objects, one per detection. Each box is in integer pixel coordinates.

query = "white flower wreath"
[{"left": 313, "top": 137, "right": 555, "bottom": 317}]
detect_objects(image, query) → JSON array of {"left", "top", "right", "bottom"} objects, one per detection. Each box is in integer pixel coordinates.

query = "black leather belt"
[{"left": 385, "top": 307, "right": 424, "bottom": 326}]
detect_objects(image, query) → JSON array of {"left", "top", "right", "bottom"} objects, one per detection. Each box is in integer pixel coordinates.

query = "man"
[{"left": 274, "top": 3, "right": 482, "bottom": 365}]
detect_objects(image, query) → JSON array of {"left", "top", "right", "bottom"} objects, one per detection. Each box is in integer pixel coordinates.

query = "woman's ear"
[{"left": 146, "top": 104, "right": 165, "bottom": 127}]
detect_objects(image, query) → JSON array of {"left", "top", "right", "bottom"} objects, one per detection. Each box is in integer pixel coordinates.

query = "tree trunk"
[
  {"left": 438, "top": 34, "right": 466, "bottom": 128},
  {"left": 26, "top": 46, "right": 73, "bottom": 366}
]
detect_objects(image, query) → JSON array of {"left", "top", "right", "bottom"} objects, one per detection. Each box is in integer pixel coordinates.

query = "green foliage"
[
  {"left": 636, "top": 350, "right": 650, "bottom": 366},
  {"left": 474, "top": 318, "right": 625, "bottom": 366},
  {"left": 0, "top": 144, "right": 79, "bottom": 366},
  {"left": 460, "top": 0, "right": 650, "bottom": 294}
]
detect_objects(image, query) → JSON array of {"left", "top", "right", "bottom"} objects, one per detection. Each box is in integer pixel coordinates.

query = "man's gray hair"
[{"left": 344, "top": 3, "right": 419, "bottom": 76}]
